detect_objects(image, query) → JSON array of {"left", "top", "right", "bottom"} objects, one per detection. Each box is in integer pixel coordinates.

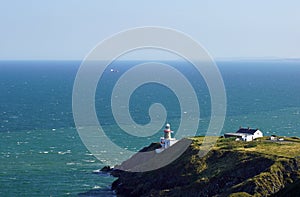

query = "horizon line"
[{"left": 0, "top": 57, "right": 300, "bottom": 62}]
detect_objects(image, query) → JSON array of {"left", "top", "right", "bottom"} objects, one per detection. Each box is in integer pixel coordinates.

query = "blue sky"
[{"left": 0, "top": 0, "right": 299, "bottom": 60}]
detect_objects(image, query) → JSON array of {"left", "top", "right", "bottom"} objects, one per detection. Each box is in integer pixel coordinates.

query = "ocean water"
[{"left": 0, "top": 60, "right": 300, "bottom": 196}]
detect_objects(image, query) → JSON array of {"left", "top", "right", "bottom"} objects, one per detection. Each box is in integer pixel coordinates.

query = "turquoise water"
[
  {"left": 0, "top": 60, "right": 300, "bottom": 196},
  {"left": 0, "top": 128, "right": 115, "bottom": 196}
]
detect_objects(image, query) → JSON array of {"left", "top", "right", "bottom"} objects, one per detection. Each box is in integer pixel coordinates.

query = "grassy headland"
[{"left": 110, "top": 136, "right": 300, "bottom": 196}]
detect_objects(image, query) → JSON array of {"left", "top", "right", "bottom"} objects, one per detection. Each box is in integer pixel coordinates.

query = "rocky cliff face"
[{"left": 110, "top": 137, "right": 300, "bottom": 196}]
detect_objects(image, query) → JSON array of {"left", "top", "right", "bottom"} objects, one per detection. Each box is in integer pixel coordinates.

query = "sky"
[{"left": 0, "top": 0, "right": 299, "bottom": 60}]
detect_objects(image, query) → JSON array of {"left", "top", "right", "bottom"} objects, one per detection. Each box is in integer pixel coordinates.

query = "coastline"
[{"left": 102, "top": 136, "right": 300, "bottom": 196}]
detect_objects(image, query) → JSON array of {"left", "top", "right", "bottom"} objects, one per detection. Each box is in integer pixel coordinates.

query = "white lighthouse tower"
[{"left": 156, "top": 123, "right": 178, "bottom": 153}]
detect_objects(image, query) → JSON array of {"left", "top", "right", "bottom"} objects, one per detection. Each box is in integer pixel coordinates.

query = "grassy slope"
[
  {"left": 112, "top": 136, "right": 300, "bottom": 197},
  {"left": 191, "top": 136, "right": 300, "bottom": 196}
]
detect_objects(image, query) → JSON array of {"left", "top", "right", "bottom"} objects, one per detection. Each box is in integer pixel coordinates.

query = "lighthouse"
[
  {"left": 163, "top": 123, "right": 172, "bottom": 148},
  {"left": 156, "top": 123, "right": 179, "bottom": 153}
]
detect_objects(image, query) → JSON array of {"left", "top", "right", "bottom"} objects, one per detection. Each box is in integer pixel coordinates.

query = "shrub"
[{"left": 244, "top": 142, "right": 257, "bottom": 148}]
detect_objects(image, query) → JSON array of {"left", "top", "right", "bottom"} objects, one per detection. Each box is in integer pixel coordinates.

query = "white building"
[
  {"left": 155, "top": 123, "right": 178, "bottom": 153},
  {"left": 224, "top": 127, "right": 263, "bottom": 142}
]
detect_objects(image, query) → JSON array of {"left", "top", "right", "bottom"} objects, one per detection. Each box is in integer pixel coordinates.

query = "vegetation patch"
[{"left": 111, "top": 136, "right": 300, "bottom": 196}]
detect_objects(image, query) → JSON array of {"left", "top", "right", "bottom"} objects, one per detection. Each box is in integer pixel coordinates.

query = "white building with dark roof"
[{"left": 224, "top": 127, "right": 263, "bottom": 141}]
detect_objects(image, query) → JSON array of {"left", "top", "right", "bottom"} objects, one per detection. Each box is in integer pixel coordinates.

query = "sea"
[{"left": 0, "top": 60, "right": 300, "bottom": 196}]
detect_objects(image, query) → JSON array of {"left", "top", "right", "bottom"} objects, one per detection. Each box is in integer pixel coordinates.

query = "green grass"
[
  {"left": 189, "top": 136, "right": 300, "bottom": 158},
  {"left": 229, "top": 192, "right": 252, "bottom": 197}
]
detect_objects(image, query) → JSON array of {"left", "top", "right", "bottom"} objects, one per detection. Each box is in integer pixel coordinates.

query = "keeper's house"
[{"left": 224, "top": 127, "right": 263, "bottom": 142}]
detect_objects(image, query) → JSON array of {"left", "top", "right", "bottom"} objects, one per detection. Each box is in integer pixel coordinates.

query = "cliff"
[{"left": 110, "top": 136, "right": 300, "bottom": 197}]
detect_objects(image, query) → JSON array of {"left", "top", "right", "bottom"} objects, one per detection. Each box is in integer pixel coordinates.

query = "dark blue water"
[{"left": 0, "top": 60, "right": 300, "bottom": 196}]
